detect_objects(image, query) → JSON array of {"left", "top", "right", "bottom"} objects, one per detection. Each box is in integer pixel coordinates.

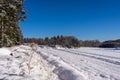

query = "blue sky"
[{"left": 21, "top": 0, "right": 120, "bottom": 41}]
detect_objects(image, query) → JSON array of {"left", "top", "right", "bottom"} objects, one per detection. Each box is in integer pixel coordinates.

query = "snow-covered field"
[
  {"left": 39, "top": 47, "right": 120, "bottom": 80},
  {"left": 0, "top": 45, "right": 120, "bottom": 80}
]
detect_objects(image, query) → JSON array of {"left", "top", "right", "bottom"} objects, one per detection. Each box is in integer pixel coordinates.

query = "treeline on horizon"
[
  {"left": 24, "top": 35, "right": 101, "bottom": 48},
  {"left": 24, "top": 36, "right": 120, "bottom": 48},
  {"left": 99, "top": 39, "right": 120, "bottom": 48}
]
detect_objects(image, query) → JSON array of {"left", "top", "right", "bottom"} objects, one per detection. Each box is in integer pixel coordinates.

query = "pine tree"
[{"left": 0, "top": 0, "right": 26, "bottom": 47}]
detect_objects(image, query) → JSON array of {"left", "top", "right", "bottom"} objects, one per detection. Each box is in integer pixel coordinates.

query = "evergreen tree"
[{"left": 0, "top": 0, "right": 26, "bottom": 47}]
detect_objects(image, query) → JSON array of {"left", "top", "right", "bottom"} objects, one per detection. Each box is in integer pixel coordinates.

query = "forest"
[
  {"left": 99, "top": 39, "right": 120, "bottom": 48},
  {"left": 24, "top": 36, "right": 101, "bottom": 48},
  {"left": 24, "top": 37, "right": 120, "bottom": 48}
]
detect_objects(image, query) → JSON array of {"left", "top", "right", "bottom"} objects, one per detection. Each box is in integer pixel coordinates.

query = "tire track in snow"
[
  {"left": 69, "top": 49, "right": 120, "bottom": 60},
  {"left": 56, "top": 49, "right": 120, "bottom": 65}
]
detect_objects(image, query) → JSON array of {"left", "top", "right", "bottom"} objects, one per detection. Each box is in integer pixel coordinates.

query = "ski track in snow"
[
  {"left": 68, "top": 49, "right": 120, "bottom": 60},
  {"left": 56, "top": 49, "right": 120, "bottom": 65}
]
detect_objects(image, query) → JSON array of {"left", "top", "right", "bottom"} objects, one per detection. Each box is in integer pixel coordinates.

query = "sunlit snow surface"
[
  {"left": 0, "top": 48, "right": 11, "bottom": 55},
  {"left": 0, "top": 45, "right": 59, "bottom": 80},
  {"left": 39, "top": 47, "right": 120, "bottom": 80},
  {"left": 0, "top": 45, "right": 120, "bottom": 80}
]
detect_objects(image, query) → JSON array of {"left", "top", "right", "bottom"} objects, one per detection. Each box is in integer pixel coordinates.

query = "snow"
[
  {"left": 0, "top": 45, "right": 120, "bottom": 80},
  {"left": 39, "top": 47, "right": 120, "bottom": 80},
  {"left": 0, "top": 45, "right": 59, "bottom": 80},
  {"left": 0, "top": 48, "right": 11, "bottom": 55},
  {"left": 37, "top": 49, "right": 85, "bottom": 80}
]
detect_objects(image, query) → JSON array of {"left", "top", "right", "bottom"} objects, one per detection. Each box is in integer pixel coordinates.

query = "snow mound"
[
  {"left": 0, "top": 48, "right": 11, "bottom": 55},
  {"left": 0, "top": 45, "right": 60, "bottom": 80}
]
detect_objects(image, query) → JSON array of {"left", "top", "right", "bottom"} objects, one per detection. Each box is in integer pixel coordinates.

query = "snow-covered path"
[{"left": 39, "top": 47, "right": 120, "bottom": 80}]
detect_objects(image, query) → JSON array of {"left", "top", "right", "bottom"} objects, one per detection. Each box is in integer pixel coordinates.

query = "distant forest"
[
  {"left": 24, "top": 36, "right": 120, "bottom": 48},
  {"left": 99, "top": 39, "right": 120, "bottom": 48},
  {"left": 24, "top": 36, "right": 101, "bottom": 48}
]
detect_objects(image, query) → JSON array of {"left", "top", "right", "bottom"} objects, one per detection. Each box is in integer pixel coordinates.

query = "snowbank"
[
  {"left": 0, "top": 48, "right": 11, "bottom": 55},
  {"left": 0, "top": 45, "right": 60, "bottom": 80}
]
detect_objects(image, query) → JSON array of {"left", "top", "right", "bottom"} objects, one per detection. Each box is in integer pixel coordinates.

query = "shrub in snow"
[{"left": 29, "top": 43, "right": 38, "bottom": 51}]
